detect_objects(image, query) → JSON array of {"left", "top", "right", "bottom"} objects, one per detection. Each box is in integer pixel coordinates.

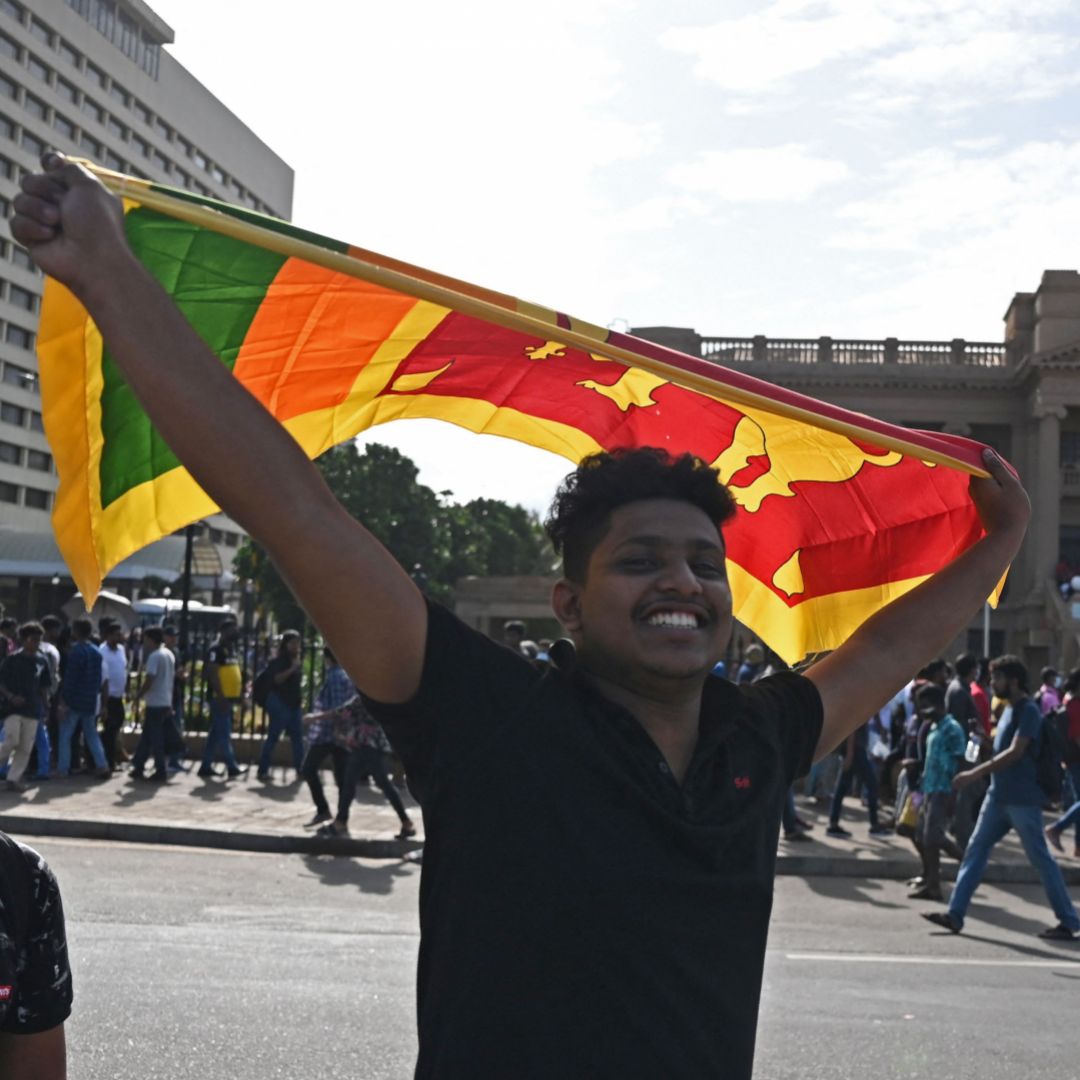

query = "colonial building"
[{"left": 632, "top": 268, "right": 1080, "bottom": 673}]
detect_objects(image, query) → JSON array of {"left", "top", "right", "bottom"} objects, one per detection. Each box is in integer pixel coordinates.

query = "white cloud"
[{"left": 667, "top": 145, "right": 850, "bottom": 203}]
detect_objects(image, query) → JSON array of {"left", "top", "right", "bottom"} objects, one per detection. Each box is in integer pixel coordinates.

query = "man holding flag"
[{"left": 10, "top": 155, "right": 1033, "bottom": 1079}]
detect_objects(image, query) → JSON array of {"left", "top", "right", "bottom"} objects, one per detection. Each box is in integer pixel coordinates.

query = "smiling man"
[{"left": 9, "top": 155, "right": 1031, "bottom": 1079}]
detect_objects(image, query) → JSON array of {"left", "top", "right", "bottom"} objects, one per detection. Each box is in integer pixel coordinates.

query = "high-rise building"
[{"left": 0, "top": 0, "right": 292, "bottom": 611}]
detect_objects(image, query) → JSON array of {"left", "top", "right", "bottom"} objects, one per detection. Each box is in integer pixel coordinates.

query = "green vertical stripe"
[{"left": 98, "top": 207, "right": 286, "bottom": 508}]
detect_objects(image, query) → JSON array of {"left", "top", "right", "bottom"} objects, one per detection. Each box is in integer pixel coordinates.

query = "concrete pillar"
[{"left": 1030, "top": 402, "right": 1065, "bottom": 598}]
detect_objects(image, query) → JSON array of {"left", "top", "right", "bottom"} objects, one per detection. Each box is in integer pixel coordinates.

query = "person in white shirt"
[
  {"left": 97, "top": 621, "right": 128, "bottom": 771},
  {"left": 129, "top": 626, "right": 175, "bottom": 782}
]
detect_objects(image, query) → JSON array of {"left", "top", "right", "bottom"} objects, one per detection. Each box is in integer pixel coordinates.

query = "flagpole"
[{"left": 83, "top": 162, "right": 987, "bottom": 478}]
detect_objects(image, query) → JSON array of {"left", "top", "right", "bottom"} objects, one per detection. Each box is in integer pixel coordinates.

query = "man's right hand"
[{"left": 9, "top": 154, "right": 132, "bottom": 300}]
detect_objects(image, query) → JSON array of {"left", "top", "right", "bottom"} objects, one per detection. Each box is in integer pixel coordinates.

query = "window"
[
  {"left": 109, "top": 82, "right": 128, "bottom": 107},
  {"left": 0, "top": 32, "right": 17, "bottom": 60},
  {"left": 2, "top": 361, "right": 34, "bottom": 388},
  {"left": 173, "top": 167, "right": 189, "bottom": 188},
  {"left": 131, "top": 134, "right": 149, "bottom": 158},
  {"left": 0, "top": 0, "right": 22, "bottom": 21},
  {"left": 225, "top": 532, "right": 239, "bottom": 547},
  {"left": 104, "top": 150, "right": 123, "bottom": 170},
  {"left": 176, "top": 136, "right": 191, "bottom": 157},
  {"left": 106, "top": 115, "right": 125, "bottom": 139},
  {"left": 0, "top": 155, "right": 14, "bottom": 181},
  {"left": 0, "top": 441, "right": 20, "bottom": 465},
  {"left": 80, "top": 97, "right": 103, "bottom": 124},
  {"left": 5, "top": 325, "right": 33, "bottom": 350},
  {"left": 210, "top": 164, "right": 225, "bottom": 184},
  {"left": 93, "top": 2, "right": 113, "bottom": 39},
  {"left": 55, "top": 79, "right": 77, "bottom": 104},
  {"left": 21, "top": 130, "right": 45, "bottom": 156},
  {"left": 23, "top": 486, "right": 49, "bottom": 509},
  {"left": 85, "top": 62, "right": 106, "bottom": 90},
  {"left": 26, "top": 449, "right": 50, "bottom": 471},
  {"left": 0, "top": 482, "right": 17, "bottom": 504},
  {"left": 132, "top": 100, "right": 150, "bottom": 125},
  {"left": 191, "top": 148, "right": 207, "bottom": 170},
  {"left": 141, "top": 42, "right": 159, "bottom": 79},
  {"left": 8, "top": 285, "right": 35, "bottom": 311},
  {"left": 28, "top": 410, "right": 42, "bottom": 432},
  {"left": 0, "top": 114, "right": 12, "bottom": 139},
  {"left": 151, "top": 149, "right": 169, "bottom": 173},
  {"left": 58, "top": 40, "right": 79, "bottom": 68},
  {"left": 29, "top": 18, "right": 50, "bottom": 45},
  {"left": 10, "top": 246, "right": 33, "bottom": 271},
  {"left": 118, "top": 11, "right": 137, "bottom": 58},
  {"left": 154, "top": 117, "right": 171, "bottom": 141},
  {"left": 0, "top": 73, "right": 15, "bottom": 99},
  {"left": 53, "top": 113, "right": 74, "bottom": 139},
  {"left": 0, "top": 401, "right": 25, "bottom": 426},
  {"left": 79, "top": 133, "right": 101, "bottom": 157},
  {"left": 23, "top": 94, "right": 46, "bottom": 120},
  {"left": 26, "top": 54, "right": 50, "bottom": 83}
]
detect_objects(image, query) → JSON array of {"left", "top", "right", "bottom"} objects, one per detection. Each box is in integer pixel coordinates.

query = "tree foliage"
[{"left": 234, "top": 442, "right": 554, "bottom": 628}]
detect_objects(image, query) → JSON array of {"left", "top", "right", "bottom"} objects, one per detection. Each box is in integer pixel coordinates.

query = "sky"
[{"left": 148, "top": 0, "right": 1080, "bottom": 512}]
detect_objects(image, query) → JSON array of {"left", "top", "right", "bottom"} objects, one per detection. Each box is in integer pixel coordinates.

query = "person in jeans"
[
  {"left": 129, "top": 626, "right": 175, "bottom": 783},
  {"left": 924, "top": 655, "right": 1080, "bottom": 940},
  {"left": 317, "top": 695, "right": 416, "bottom": 840},
  {"left": 198, "top": 618, "right": 246, "bottom": 780},
  {"left": 257, "top": 630, "right": 305, "bottom": 782},
  {"left": 825, "top": 720, "right": 892, "bottom": 838},
  {"left": 161, "top": 624, "right": 188, "bottom": 772},
  {"left": 1045, "top": 667, "right": 1080, "bottom": 858},
  {"left": 300, "top": 647, "right": 355, "bottom": 826},
  {"left": 56, "top": 617, "right": 110, "bottom": 779},
  {"left": 97, "top": 620, "right": 128, "bottom": 771},
  {"left": 0, "top": 624, "right": 53, "bottom": 793}
]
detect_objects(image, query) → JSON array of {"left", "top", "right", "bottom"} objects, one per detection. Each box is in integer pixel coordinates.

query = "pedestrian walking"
[
  {"left": 0, "top": 624, "right": 52, "bottom": 793},
  {"left": 97, "top": 621, "right": 128, "bottom": 771},
  {"left": 198, "top": 618, "right": 246, "bottom": 779},
  {"left": 825, "top": 720, "right": 892, "bottom": 838},
  {"left": 55, "top": 618, "right": 110, "bottom": 779},
  {"left": 924, "top": 655, "right": 1080, "bottom": 940},
  {"left": 129, "top": 626, "right": 175, "bottom": 783},
  {"left": 316, "top": 695, "right": 416, "bottom": 840},
  {"left": 1045, "top": 667, "right": 1080, "bottom": 858},
  {"left": 300, "top": 647, "right": 355, "bottom": 827},
  {"left": 256, "top": 630, "right": 305, "bottom": 781}
]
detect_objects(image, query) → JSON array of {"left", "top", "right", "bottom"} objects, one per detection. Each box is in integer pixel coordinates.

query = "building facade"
[
  {"left": 0, "top": 0, "right": 293, "bottom": 612},
  {"left": 633, "top": 269, "right": 1080, "bottom": 674}
]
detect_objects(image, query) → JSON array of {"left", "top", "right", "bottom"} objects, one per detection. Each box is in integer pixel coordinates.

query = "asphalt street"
[{"left": 24, "top": 836, "right": 1080, "bottom": 1080}]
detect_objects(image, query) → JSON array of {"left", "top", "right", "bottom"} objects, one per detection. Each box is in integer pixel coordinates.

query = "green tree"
[{"left": 234, "top": 442, "right": 552, "bottom": 625}]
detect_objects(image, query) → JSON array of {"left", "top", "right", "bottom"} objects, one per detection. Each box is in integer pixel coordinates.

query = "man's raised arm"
[
  {"left": 10, "top": 155, "right": 426, "bottom": 703},
  {"left": 805, "top": 450, "right": 1030, "bottom": 760}
]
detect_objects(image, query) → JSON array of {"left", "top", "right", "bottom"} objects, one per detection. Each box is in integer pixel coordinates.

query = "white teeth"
[{"left": 646, "top": 612, "right": 699, "bottom": 629}]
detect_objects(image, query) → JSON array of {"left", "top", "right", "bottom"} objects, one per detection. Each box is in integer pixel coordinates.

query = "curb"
[
  {"left": 0, "top": 813, "right": 423, "bottom": 860},
  {"left": 4, "top": 815, "right": 1078, "bottom": 884}
]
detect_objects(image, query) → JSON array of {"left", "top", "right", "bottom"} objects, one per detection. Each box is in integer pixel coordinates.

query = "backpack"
[
  {"left": 1035, "top": 709, "right": 1068, "bottom": 800},
  {"left": 1051, "top": 705, "right": 1080, "bottom": 767},
  {"left": 252, "top": 663, "right": 275, "bottom": 708}
]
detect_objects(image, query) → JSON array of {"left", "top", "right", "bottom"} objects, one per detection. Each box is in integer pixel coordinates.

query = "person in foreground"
[
  {"left": 0, "top": 830, "right": 72, "bottom": 1080},
  {"left": 10, "top": 155, "right": 1032, "bottom": 1079},
  {"left": 923, "top": 656, "right": 1080, "bottom": 940}
]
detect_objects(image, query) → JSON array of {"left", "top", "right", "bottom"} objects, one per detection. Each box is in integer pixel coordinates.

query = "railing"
[{"left": 698, "top": 335, "right": 1011, "bottom": 368}]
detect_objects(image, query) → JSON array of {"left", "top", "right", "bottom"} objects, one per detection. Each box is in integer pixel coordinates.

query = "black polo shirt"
[
  {"left": 364, "top": 602, "right": 822, "bottom": 1080},
  {"left": 0, "top": 833, "right": 73, "bottom": 1036}
]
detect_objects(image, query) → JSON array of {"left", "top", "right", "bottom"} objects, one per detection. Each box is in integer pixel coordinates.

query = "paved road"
[{"left": 26, "top": 836, "right": 1080, "bottom": 1079}]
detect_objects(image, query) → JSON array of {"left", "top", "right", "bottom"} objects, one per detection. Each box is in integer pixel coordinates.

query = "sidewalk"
[
  {"left": 2, "top": 774, "right": 1079, "bottom": 883},
  {"left": 0, "top": 761, "right": 424, "bottom": 859}
]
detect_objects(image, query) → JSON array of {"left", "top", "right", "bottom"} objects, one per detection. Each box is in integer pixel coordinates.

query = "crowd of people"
[{"left": 0, "top": 610, "right": 415, "bottom": 840}]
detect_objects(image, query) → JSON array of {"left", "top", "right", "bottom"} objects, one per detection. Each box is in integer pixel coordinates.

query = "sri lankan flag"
[{"left": 37, "top": 166, "right": 999, "bottom": 663}]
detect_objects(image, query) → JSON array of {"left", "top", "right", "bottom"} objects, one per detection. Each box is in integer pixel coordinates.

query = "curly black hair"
[{"left": 544, "top": 448, "right": 736, "bottom": 582}]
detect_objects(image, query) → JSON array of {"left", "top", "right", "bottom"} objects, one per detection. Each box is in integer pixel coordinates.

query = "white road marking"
[{"left": 786, "top": 951, "right": 1080, "bottom": 970}]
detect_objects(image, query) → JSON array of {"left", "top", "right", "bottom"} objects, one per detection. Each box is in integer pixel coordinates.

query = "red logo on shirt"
[
  {"left": 0, "top": 986, "right": 11, "bottom": 1001},
  {"left": 734, "top": 775, "right": 751, "bottom": 789}
]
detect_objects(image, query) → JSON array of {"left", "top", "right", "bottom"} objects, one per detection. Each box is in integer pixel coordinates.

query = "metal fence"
[{"left": 125, "top": 626, "right": 329, "bottom": 744}]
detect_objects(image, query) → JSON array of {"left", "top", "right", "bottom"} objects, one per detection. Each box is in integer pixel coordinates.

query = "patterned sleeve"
[{"left": 1, "top": 847, "right": 72, "bottom": 1035}]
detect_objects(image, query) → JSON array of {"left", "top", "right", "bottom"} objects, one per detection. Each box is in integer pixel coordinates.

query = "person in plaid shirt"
[
  {"left": 317, "top": 694, "right": 416, "bottom": 840},
  {"left": 300, "top": 648, "right": 355, "bottom": 828}
]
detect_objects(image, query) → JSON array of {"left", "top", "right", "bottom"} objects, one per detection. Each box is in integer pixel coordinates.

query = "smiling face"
[{"left": 551, "top": 498, "right": 733, "bottom": 693}]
